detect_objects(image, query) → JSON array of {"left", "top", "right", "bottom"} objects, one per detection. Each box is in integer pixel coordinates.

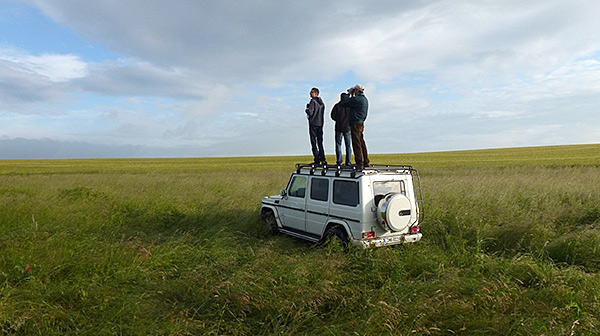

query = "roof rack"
[{"left": 295, "top": 163, "right": 414, "bottom": 177}]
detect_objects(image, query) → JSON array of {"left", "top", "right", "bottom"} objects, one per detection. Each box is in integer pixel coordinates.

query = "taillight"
[
  {"left": 410, "top": 225, "right": 420, "bottom": 234},
  {"left": 362, "top": 231, "right": 375, "bottom": 239}
]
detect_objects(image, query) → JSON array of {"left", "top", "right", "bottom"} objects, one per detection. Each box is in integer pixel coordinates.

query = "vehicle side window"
[
  {"left": 333, "top": 180, "right": 359, "bottom": 206},
  {"left": 288, "top": 176, "right": 307, "bottom": 198},
  {"left": 310, "top": 178, "right": 329, "bottom": 201}
]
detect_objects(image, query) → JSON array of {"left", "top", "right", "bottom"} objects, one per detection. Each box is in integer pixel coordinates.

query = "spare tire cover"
[{"left": 377, "top": 193, "right": 413, "bottom": 232}]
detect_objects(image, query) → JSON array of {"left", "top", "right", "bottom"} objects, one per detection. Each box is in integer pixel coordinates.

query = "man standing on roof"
[
  {"left": 305, "top": 87, "right": 327, "bottom": 165},
  {"left": 341, "top": 84, "right": 369, "bottom": 169},
  {"left": 330, "top": 92, "right": 352, "bottom": 166}
]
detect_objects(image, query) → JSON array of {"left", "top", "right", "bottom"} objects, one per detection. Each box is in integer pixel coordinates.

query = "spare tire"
[{"left": 377, "top": 193, "right": 413, "bottom": 232}]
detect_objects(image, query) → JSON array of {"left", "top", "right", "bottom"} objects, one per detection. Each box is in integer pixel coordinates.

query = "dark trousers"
[
  {"left": 309, "top": 125, "right": 326, "bottom": 163},
  {"left": 350, "top": 123, "right": 369, "bottom": 167}
]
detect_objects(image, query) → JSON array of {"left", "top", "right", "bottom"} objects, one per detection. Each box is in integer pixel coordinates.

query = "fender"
[
  {"left": 260, "top": 204, "right": 283, "bottom": 228},
  {"left": 322, "top": 219, "right": 353, "bottom": 240}
]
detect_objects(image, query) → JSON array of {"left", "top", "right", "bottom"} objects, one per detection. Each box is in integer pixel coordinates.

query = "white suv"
[{"left": 260, "top": 164, "right": 423, "bottom": 248}]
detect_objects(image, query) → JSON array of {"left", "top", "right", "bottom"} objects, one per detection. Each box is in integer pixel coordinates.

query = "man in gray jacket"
[
  {"left": 341, "top": 84, "right": 369, "bottom": 169},
  {"left": 305, "top": 87, "right": 327, "bottom": 165}
]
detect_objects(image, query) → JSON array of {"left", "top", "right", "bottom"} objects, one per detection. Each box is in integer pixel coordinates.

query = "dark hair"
[{"left": 311, "top": 87, "right": 319, "bottom": 94}]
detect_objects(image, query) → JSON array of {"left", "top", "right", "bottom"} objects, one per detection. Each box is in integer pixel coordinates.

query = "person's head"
[
  {"left": 353, "top": 84, "right": 365, "bottom": 94},
  {"left": 310, "top": 87, "right": 319, "bottom": 98}
]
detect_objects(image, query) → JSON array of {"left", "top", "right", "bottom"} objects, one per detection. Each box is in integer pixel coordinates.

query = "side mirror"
[{"left": 280, "top": 189, "right": 287, "bottom": 197}]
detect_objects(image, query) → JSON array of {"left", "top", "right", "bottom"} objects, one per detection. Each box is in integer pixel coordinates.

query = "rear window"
[
  {"left": 333, "top": 180, "right": 359, "bottom": 206},
  {"left": 373, "top": 180, "right": 406, "bottom": 196}
]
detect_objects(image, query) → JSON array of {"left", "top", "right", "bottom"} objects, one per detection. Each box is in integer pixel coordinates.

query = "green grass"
[{"left": 1, "top": 144, "right": 599, "bottom": 335}]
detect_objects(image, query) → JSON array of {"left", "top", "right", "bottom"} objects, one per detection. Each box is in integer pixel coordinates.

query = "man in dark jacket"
[
  {"left": 305, "top": 87, "right": 327, "bottom": 165},
  {"left": 341, "top": 84, "right": 369, "bottom": 169},
  {"left": 330, "top": 92, "right": 352, "bottom": 166}
]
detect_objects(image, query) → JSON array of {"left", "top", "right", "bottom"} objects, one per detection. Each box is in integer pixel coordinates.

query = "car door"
[
  {"left": 277, "top": 174, "right": 307, "bottom": 232},
  {"left": 328, "top": 178, "right": 362, "bottom": 235},
  {"left": 305, "top": 176, "right": 330, "bottom": 235}
]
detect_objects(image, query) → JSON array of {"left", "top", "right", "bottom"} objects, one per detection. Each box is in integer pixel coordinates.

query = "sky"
[{"left": 1, "top": 0, "right": 599, "bottom": 159}]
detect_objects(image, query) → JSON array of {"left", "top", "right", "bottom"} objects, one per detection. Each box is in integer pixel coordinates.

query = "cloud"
[
  {"left": 74, "top": 60, "right": 209, "bottom": 99},
  {"left": 0, "top": 137, "right": 175, "bottom": 159},
  {"left": 472, "top": 111, "right": 521, "bottom": 120},
  {"left": 0, "top": 59, "right": 67, "bottom": 109},
  {"left": 0, "top": 47, "right": 87, "bottom": 82},
  {"left": 0, "top": 48, "right": 86, "bottom": 110},
  {"left": 2, "top": 0, "right": 599, "bottom": 158},
  {"left": 19, "top": 1, "right": 600, "bottom": 87}
]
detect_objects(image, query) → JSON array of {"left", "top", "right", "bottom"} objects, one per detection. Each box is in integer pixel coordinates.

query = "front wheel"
[{"left": 261, "top": 211, "right": 279, "bottom": 235}]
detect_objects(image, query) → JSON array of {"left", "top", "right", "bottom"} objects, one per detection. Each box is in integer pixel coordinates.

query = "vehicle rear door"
[
  {"left": 328, "top": 178, "right": 362, "bottom": 236},
  {"left": 306, "top": 176, "right": 330, "bottom": 235}
]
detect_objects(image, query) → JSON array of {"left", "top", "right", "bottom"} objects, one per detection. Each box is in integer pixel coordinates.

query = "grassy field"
[{"left": 1, "top": 144, "right": 599, "bottom": 335}]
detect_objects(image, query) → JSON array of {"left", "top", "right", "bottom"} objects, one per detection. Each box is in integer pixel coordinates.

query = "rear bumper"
[{"left": 352, "top": 233, "right": 422, "bottom": 248}]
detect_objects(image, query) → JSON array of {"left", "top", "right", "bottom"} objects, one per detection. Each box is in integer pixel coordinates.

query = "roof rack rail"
[
  {"left": 363, "top": 164, "right": 414, "bottom": 171},
  {"left": 295, "top": 163, "right": 359, "bottom": 177},
  {"left": 295, "top": 163, "right": 414, "bottom": 177}
]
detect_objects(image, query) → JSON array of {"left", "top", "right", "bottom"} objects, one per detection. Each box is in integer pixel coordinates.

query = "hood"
[{"left": 263, "top": 194, "right": 283, "bottom": 203}]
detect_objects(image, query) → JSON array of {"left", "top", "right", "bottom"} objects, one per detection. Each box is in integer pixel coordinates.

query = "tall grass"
[{"left": 1, "top": 144, "right": 599, "bottom": 335}]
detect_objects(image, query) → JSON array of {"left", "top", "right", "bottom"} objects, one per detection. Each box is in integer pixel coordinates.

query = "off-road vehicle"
[{"left": 260, "top": 164, "right": 423, "bottom": 248}]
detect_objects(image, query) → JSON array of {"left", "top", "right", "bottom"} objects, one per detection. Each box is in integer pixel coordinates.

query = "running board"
[{"left": 279, "top": 228, "right": 321, "bottom": 242}]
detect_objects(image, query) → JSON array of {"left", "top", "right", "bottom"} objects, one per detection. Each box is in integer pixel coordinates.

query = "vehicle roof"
[{"left": 294, "top": 163, "right": 415, "bottom": 179}]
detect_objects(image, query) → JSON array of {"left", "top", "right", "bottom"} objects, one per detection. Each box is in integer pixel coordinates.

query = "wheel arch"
[
  {"left": 322, "top": 220, "right": 352, "bottom": 241},
  {"left": 260, "top": 205, "right": 282, "bottom": 228}
]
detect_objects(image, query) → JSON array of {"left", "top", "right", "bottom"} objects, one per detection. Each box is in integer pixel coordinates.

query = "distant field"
[{"left": 1, "top": 144, "right": 599, "bottom": 335}]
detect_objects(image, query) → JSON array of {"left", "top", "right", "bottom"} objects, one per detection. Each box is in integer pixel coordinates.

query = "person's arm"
[
  {"left": 353, "top": 96, "right": 368, "bottom": 121},
  {"left": 331, "top": 103, "right": 339, "bottom": 120},
  {"left": 339, "top": 94, "right": 355, "bottom": 108},
  {"left": 305, "top": 99, "right": 315, "bottom": 119}
]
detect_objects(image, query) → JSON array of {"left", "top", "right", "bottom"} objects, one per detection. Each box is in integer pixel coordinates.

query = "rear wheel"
[{"left": 324, "top": 226, "right": 349, "bottom": 251}]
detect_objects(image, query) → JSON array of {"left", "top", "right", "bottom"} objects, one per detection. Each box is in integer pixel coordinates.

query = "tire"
[
  {"left": 262, "top": 211, "right": 279, "bottom": 234},
  {"left": 325, "top": 226, "right": 349, "bottom": 251}
]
